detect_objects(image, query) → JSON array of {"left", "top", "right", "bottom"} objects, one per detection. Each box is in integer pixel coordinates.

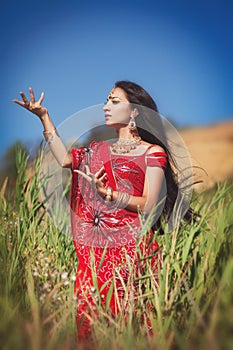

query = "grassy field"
[{"left": 0, "top": 148, "right": 232, "bottom": 350}]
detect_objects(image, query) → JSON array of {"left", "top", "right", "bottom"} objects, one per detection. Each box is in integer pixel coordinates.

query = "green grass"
[{"left": 0, "top": 148, "right": 232, "bottom": 350}]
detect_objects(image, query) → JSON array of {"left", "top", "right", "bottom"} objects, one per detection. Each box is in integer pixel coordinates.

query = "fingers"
[
  {"left": 29, "top": 87, "right": 35, "bottom": 102},
  {"left": 85, "top": 165, "right": 91, "bottom": 176},
  {"left": 99, "top": 173, "right": 107, "bottom": 182},
  {"left": 74, "top": 166, "right": 107, "bottom": 187},
  {"left": 12, "top": 90, "right": 30, "bottom": 109},
  {"left": 95, "top": 166, "right": 105, "bottom": 178},
  {"left": 95, "top": 166, "right": 107, "bottom": 182},
  {"left": 73, "top": 169, "right": 93, "bottom": 183},
  {"left": 20, "top": 91, "right": 30, "bottom": 106},
  {"left": 12, "top": 92, "right": 30, "bottom": 109},
  {"left": 38, "top": 91, "right": 44, "bottom": 104},
  {"left": 12, "top": 99, "right": 26, "bottom": 107},
  {"left": 73, "top": 167, "right": 96, "bottom": 184},
  {"left": 13, "top": 88, "right": 44, "bottom": 108},
  {"left": 85, "top": 165, "right": 99, "bottom": 182},
  {"left": 85, "top": 166, "right": 96, "bottom": 183}
]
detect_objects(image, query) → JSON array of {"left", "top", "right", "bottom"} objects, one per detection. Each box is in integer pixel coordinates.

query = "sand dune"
[{"left": 179, "top": 121, "right": 233, "bottom": 191}]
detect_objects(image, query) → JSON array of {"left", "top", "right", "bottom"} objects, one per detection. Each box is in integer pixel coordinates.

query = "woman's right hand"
[{"left": 13, "top": 87, "right": 48, "bottom": 120}]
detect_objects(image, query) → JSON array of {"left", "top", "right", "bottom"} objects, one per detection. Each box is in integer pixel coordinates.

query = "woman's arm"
[
  {"left": 13, "top": 88, "right": 72, "bottom": 168},
  {"left": 112, "top": 165, "right": 165, "bottom": 214},
  {"left": 75, "top": 146, "right": 166, "bottom": 215}
]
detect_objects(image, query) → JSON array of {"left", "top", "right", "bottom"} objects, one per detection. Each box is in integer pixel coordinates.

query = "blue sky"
[{"left": 1, "top": 0, "right": 233, "bottom": 158}]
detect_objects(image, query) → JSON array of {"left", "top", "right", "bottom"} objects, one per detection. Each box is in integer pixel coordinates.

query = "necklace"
[{"left": 111, "top": 137, "right": 141, "bottom": 154}]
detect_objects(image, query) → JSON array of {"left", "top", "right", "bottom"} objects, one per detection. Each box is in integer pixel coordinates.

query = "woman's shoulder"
[
  {"left": 144, "top": 143, "right": 168, "bottom": 169},
  {"left": 142, "top": 142, "right": 166, "bottom": 155}
]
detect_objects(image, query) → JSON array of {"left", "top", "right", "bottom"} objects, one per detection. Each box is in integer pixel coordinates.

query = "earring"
[{"left": 129, "top": 115, "right": 137, "bottom": 132}]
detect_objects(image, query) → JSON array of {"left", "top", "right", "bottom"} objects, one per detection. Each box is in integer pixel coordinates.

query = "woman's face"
[{"left": 103, "top": 87, "right": 132, "bottom": 129}]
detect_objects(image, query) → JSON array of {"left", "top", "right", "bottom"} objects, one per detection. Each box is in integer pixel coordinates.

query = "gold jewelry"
[
  {"left": 115, "top": 191, "right": 131, "bottom": 208},
  {"left": 105, "top": 187, "right": 113, "bottom": 201},
  {"left": 128, "top": 115, "right": 137, "bottom": 132},
  {"left": 43, "top": 128, "right": 59, "bottom": 144},
  {"left": 111, "top": 137, "right": 141, "bottom": 154}
]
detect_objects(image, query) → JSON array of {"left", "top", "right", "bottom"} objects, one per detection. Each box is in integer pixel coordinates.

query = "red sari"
[{"left": 70, "top": 141, "right": 167, "bottom": 337}]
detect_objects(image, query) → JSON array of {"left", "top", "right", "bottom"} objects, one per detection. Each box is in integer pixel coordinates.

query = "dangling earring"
[
  {"left": 128, "top": 114, "right": 141, "bottom": 144},
  {"left": 129, "top": 115, "right": 137, "bottom": 132}
]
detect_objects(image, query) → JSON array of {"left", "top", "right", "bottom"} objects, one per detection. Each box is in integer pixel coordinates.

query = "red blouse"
[{"left": 70, "top": 141, "right": 167, "bottom": 337}]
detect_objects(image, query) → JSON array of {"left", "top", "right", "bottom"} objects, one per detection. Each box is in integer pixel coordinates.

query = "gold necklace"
[{"left": 111, "top": 137, "right": 141, "bottom": 154}]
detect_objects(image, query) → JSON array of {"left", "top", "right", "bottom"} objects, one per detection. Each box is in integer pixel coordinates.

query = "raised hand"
[
  {"left": 74, "top": 165, "right": 107, "bottom": 198},
  {"left": 13, "top": 87, "right": 48, "bottom": 119}
]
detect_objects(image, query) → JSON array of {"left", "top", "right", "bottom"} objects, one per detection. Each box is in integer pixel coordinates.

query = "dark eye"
[{"left": 112, "top": 100, "right": 120, "bottom": 104}]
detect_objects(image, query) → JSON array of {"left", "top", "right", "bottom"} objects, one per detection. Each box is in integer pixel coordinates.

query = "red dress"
[{"left": 70, "top": 141, "right": 167, "bottom": 337}]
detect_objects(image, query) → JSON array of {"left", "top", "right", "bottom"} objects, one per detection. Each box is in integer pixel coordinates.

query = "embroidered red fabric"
[
  {"left": 70, "top": 141, "right": 167, "bottom": 337},
  {"left": 146, "top": 151, "right": 167, "bottom": 168}
]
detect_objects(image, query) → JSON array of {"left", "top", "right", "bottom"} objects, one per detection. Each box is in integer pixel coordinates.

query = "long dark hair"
[{"left": 115, "top": 80, "right": 194, "bottom": 229}]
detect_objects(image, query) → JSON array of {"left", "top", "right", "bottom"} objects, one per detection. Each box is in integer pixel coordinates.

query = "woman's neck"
[{"left": 116, "top": 126, "right": 134, "bottom": 140}]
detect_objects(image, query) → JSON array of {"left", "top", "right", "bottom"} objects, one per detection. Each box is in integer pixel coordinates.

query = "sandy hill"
[{"left": 179, "top": 120, "right": 233, "bottom": 191}]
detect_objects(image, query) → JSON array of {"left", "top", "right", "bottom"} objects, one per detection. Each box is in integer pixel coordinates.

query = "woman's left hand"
[{"left": 73, "top": 165, "right": 107, "bottom": 198}]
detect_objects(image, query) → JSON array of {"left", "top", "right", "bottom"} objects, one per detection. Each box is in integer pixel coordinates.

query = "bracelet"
[
  {"left": 115, "top": 191, "right": 131, "bottom": 209},
  {"left": 105, "top": 187, "right": 113, "bottom": 202},
  {"left": 43, "top": 128, "right": 59, "bottom": 144}
]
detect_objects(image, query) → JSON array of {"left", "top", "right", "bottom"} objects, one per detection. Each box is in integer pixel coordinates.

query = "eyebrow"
[{"left": 107, "top": 95, "right": 121, "bottom": 101}]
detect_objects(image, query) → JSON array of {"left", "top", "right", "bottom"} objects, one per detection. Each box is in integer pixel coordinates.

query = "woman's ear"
[{"left": 132, "top": 108, "right": 139, "bottom": 118}]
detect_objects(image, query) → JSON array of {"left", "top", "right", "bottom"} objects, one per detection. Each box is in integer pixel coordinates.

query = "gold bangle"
[
  {"left": 43, "top": 128, "right": 59, "bottom": 144},
  {"left": 115, "top": 191, "right": 131, "bottom": 208},
  {"left": 105, "top": 187, "right": 113, "bottom": 202}
]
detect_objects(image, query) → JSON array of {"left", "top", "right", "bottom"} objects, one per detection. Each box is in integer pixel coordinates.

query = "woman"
[{"left": 13, "top": 81, "right": 192, "bottom": 337}]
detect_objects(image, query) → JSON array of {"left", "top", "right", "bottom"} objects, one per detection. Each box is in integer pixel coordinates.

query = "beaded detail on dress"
[{"left": 70, "top": 141, "right": 167, "bottom": 337}]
